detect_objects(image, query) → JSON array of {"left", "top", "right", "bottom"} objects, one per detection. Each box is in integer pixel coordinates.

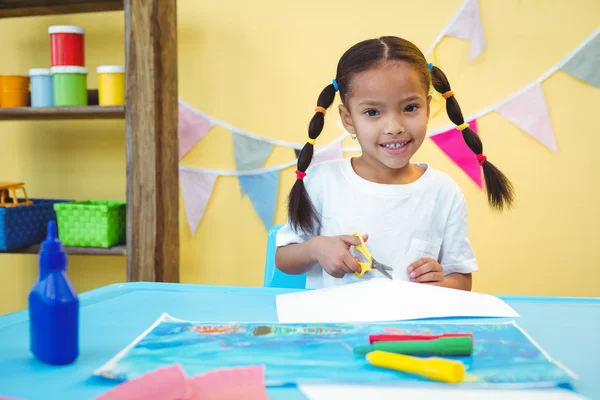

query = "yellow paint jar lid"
[{"left": 97, "top": 66, "right": 125, "bottom": 74}]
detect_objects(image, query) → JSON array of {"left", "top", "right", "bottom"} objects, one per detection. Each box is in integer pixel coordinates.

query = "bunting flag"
[
  {"left": 292, "top": 143, "right": 344, "bottom": 164},
  {"left": 560, "top": 33, "right": 600, "bottom": 89},
  {"left": 178, "top": 103, "right": 214, "bottom": 160},
  {"left": 496, "top": 84, "right": 558, "bottom": 153},
  {"left": 233, "top": 132, "right": 275, "bottom": 171},
  {"left": 179, "top": 169, "right": 218, "bottom": 234},
  {"left": 313, "top": 142, "right": 344, "bottom": 165},
  {"left": 444, "top": 0, "right": 486, "bottom": 61},
  {"left": 430, "top": 120, "right": 482, "bottom": 188},
  {"left": 233, "top": 132, "right": 275, "bottom": 196},
  {"left": 238, "top": 170, "right": 280, "bottom": 230}
]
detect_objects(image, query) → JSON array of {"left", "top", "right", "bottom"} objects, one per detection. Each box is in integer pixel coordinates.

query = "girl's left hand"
[{"left": 408, "top": 258, "right": 444, "bottom": 286}]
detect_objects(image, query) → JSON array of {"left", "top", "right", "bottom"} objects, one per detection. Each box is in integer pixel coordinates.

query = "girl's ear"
[{"left": 339, "top": 104, "right": 355, "bottom": 135}]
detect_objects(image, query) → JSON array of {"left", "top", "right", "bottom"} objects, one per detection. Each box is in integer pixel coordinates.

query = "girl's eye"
[
  {"left": 364, "top": 109, "right": 380, "bottom": 117},
  {"left": 405, "top": 104, "right": 419, "bottom": 112}
]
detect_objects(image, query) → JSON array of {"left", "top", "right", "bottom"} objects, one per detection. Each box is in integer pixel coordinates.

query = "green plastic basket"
[{"left": 53, "top": 200, "right": 126, "bottom": 248}]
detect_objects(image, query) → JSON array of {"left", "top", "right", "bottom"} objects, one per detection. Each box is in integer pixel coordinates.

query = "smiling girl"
[{"left": 275, "top": 36, "right": 514, "bottom": 291}]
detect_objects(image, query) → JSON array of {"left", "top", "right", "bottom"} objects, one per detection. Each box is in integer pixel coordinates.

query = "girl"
[{"left": 275, "top": 36, "right": 514, "bottom": 291}]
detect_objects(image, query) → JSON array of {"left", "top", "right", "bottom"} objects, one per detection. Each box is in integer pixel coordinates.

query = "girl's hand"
[
  {"left": 309, "top": 234, "right": 369, "bottom": 278},
  {"left": 408, "top": 258, "right": 444, "bottom": 286}
]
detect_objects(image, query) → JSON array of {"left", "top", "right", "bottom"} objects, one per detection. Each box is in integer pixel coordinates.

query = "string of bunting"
[{"left": 178, "top": 0, "right": 599, "bottom": 234}]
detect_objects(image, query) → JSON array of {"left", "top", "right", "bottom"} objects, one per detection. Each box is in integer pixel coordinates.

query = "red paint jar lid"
[{"left": 48, "top": 25, "right": 85, "bottom": 35}]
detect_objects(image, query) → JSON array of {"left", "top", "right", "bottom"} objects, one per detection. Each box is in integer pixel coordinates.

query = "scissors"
[{"left": 351, "top": 232, "right": 393, "bottom": 280}]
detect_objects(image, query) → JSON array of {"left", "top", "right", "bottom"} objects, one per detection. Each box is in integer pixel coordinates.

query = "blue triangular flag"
[
  {"left": 233, "top": 132, "right": 274, "bottom": 197},
  {"left": 294, "top": 148, "right": 301, "bottom": 158},
  {"left": 239, "top": 170, "right": 279, "bottom": 230},
  {"left": 561, "top": 34, "right": 600, "bottom": 89}
]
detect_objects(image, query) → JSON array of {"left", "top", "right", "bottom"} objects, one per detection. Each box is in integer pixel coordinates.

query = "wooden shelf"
[
  {"left": 0, "top": 106, "right": 124, "bottom": 121},
  {"left": 2, "top": 244, "right": 126, "bottom": 256},
  {"left": 0, "top": 0, "right": 123, "bottom": 18},
  {"left": 0, "top": 1, "right": 180, "bottom": 282}
]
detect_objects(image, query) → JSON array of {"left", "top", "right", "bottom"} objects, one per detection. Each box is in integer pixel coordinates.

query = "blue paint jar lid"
[{"left": 29, "top": 68, "right": 52, "bottom": 76}]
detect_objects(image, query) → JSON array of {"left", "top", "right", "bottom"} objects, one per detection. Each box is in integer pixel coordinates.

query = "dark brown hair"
[{"left": 288, "top": 36, "right": 514, "bottom": 234}]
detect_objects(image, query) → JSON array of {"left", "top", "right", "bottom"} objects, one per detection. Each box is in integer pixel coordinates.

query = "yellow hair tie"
[
  {"left": 315, "top": 106, "right": 327, "bottom": 116},
  {"left": 442, "top": 91, "right": 455, "bottom": 99},
  {"left": 307, "top": 137, "right": 316, "bottom": 145},
  {"left": 457, "top": 122, "right": 470, "bottom": 131}
]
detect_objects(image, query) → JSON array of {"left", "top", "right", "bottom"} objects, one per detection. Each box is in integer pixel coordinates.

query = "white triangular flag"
[
  {"left": 497, "top": 83, "right": 558, "bottom": 153},
  {"left": 445, "top": 0, "right": 486, "bottom": 61},
  {"left": 179, "top": 169, "right": 218, "bottom": 235},
  {"left": 313, "top": 142, "right": 343, "bottom": 165}
]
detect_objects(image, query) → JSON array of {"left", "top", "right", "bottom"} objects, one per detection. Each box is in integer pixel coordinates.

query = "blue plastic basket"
[{"left": 0, "top": 199, "right": 71, "bottom": 251}]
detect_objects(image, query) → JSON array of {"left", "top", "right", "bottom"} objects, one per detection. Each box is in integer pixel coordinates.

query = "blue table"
[{"left": 0, "top": 283, "right": 598, "bottom": 399}]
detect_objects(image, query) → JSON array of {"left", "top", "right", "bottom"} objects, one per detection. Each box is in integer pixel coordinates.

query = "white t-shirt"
[{"left": 276, "top": 158, "right": 478, "bottom": 289}]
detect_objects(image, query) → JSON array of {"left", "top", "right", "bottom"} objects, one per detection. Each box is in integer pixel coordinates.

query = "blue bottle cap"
[
  {"left": 42, "top": 221, "right": 62, "bottom": 251},
  {"left": 40, "top": 221, "right": 67, "bottom": 270}
]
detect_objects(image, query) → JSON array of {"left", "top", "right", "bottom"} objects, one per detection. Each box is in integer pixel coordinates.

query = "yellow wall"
[{"left": 2, "top": 0, "right": 599, "bottom": 315}]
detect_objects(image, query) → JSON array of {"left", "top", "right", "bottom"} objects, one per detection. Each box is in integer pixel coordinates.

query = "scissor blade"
[
  {"left": 372, "top": 261, "right": 393, "bottom": 280},
  {"left": 378, "top": 268, "right": 393, "bottom": 280}
]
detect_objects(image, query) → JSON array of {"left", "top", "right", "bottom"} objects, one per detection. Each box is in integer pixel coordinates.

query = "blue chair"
[{"left": 263, "top": 224, "right": 307, "bottom": 289}]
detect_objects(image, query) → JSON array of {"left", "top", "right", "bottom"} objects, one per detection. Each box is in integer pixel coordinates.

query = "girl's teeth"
[{"left": 382, "top": 143, "right": 407, "bottom": 149}]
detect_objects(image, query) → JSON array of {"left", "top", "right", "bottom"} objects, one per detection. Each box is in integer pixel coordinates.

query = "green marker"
[{"left": 354, "top": 336, "right": 473, "bottom": 357}]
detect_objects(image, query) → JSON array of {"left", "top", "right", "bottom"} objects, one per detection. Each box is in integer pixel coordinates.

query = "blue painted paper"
[{"left": 94, "top": 314, "right": 574, "bottom": 389}]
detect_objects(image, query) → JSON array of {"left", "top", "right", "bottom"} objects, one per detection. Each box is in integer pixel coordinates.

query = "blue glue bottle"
[{"left": 28, "top": 220, "right": 79, "bottom": 365}]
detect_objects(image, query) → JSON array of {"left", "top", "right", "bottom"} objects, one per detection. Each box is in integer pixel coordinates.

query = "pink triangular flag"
[
  {"left": 496, "top": 83, "right": 558, "bottom": 153},
  {"left": 178, "top": 103, "right": 214, "bottom": 160},
  {"left": 186, "top": 365, "right": 268, "bottom": 400},
  {"left": 313, "top": 142, "right": 343, "bottom": 165},
  {"left": 180, "top": 169, "right": 218, "bottom": 235},
  {"left": 95, "top": 364, "right": 190, "bottom": 400},
  {"left": 445, "top": 0, "right": 486, "bottom": 61},
  {"left": 430, "top": 119, "right": 482, "bottom": 188}
]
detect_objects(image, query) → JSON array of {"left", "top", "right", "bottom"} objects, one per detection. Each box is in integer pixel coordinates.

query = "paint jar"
[
  {"left": 0, "top": 76, "right": 30, "bottom": 107},
  {"left": 29, "top": 69, "right": 54, "bottom": 107},
  {"left": 51, "top": 66, "right": 88, "bottom": 106},
  {"left": 48, "top": 25, "right": 85, "bottom": 66},
  {"left": 97, "top": 66, "right": 125, "bottom": 106}
]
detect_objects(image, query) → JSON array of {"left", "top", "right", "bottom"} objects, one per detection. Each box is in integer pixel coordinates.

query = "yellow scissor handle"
[{"left": 352, "top": 232, "right": 372, "bottom": 278}]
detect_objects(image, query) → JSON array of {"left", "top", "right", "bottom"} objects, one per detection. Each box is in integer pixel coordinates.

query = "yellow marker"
[{"left": 366, "top": 350, "right": 465, "bottom": 384}]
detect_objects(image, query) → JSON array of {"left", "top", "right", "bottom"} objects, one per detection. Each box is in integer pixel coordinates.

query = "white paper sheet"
[
  {"left": 276, "top": 280, "right": 519, "bottom": 323},
  {"left": 298, "top": 385, "right": 588, "bottom": 400}
]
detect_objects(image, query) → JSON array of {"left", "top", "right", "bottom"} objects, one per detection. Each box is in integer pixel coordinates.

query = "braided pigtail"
[
  {"left": 287, "top": 81, "right": 338, "bottom": 234},
  {"left": 430, "top": 65, "right": 514, "bottom": 211}
]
